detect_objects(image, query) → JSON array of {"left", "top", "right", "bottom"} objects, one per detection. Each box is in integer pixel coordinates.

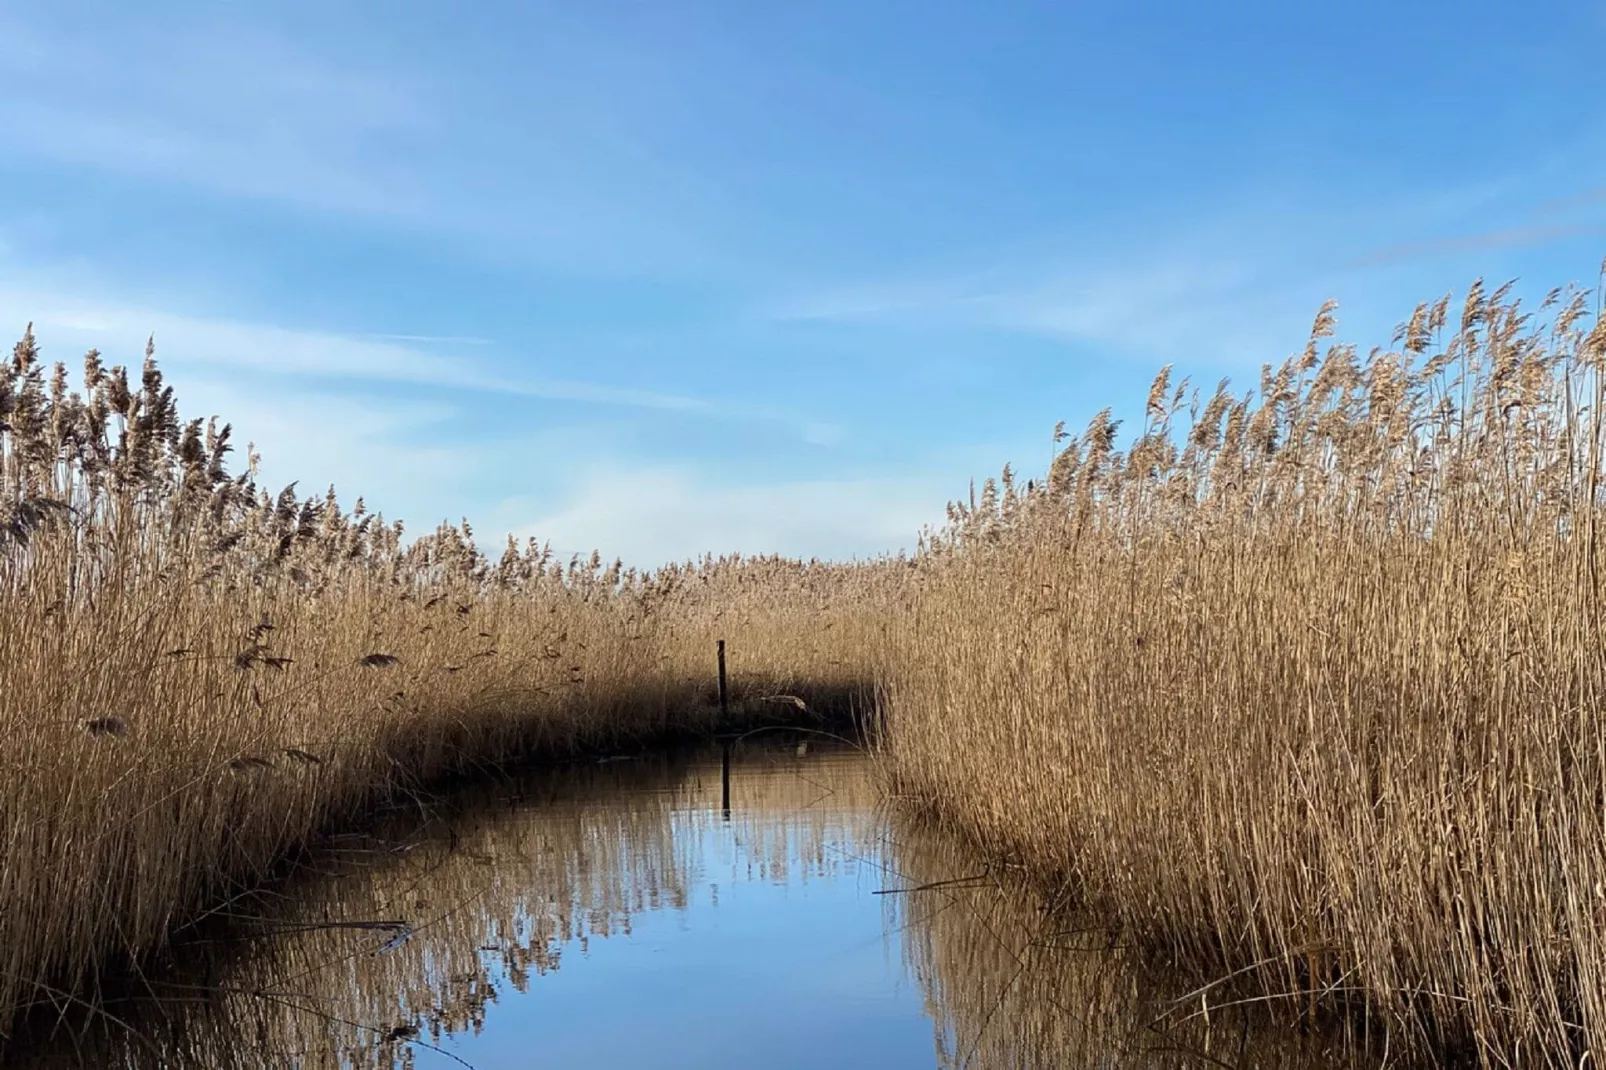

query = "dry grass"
[
  {"left": 10, "top": 256, "right": 1606, "bottom": 1066},
  {"left": 0, "top": 329, "right": 889, "bottom": 1041},
  {"left": 882, "top": 263, "right": 1606, "bottom": 1064}
]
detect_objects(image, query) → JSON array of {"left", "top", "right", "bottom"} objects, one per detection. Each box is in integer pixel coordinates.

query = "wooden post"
[
  {"left": 717, "top": 639, "right": 728, "bottom": 720},
  {"left": 718, "top": 640, "right": 731, "bottom": 818}
]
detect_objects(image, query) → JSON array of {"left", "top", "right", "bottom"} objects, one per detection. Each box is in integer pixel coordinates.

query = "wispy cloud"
[
  {"left": 0, "top": 282, "right": 837, "bottom": 437},
  {"left": 0, "top": 6, "right": 752, "bottom": 280},
  {"left": 0, "top": 12, "right": 437, "bottom": 220},
  {"left": 360, "top": 333, "right": 496, "bottom": 346},
  {"left": 1532, "top": 185, "right": 1606, "bottom": 218},
  {"left": 768, "top": 165, "right": 1606, "bottom": 372},
  {"left": 769, "top": 250, "right": 1320, "bottom": 369},
  {"left": 1348, "top": 222, "right": 1606, "bottom": 270},
  {"left": 500, "top": 465, "right": 950, "bottom": 566},
  {"left": 0, "top": 305, "right": 879, "bottom": 557},
  {"left": 171, "top": 375, "right": 472, "bottom": 515}
]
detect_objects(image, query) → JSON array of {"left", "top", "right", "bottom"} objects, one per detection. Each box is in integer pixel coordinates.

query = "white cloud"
[
  {"left": 770, "top": 250, "right": 1323, "bottom": 371},
  {"left": 0, "top": 12, "right": 437, "bottom": 219},
  {"left": 0, "top": 6, "right": 753, "bottom": 279},
  {"left": 1347, "top": 221, "right": 1606, "bottom": 270},
  {"left": 0, "top": 279, "right": 886, "bottom": 560},
  {"left": 360, "top": 334, "right": 497, "bottom": 346},
  {"left": 153, "top": 378, "right": 946, "bottom": 564},
  {"left": 500, "top": 466, "right": 950, "bottom": 567},
  {"left": 0, "top": 280, "right": 834, "bottom": 436},
  {"left": 766, "top": 147, "right": 1606, "bottom": 375},
  {"left": 170, "top": 375, "right": 473, "bottom": 523}
]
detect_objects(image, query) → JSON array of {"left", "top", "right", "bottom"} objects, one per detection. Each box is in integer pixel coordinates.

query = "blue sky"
[{"left": 2, "top": 0, "right": 1603, "bottom": 565}]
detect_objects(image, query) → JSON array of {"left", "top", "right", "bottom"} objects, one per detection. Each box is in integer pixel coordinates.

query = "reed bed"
[
  {"left": 882, "top": 266, "right": 1606, "bottom": 1064},
  {"left": 0, "top": 329, "right": 888, "bottom": 1042},
  {"left": 10, "top": 258, "right": 1606, "bottom": 1067}
]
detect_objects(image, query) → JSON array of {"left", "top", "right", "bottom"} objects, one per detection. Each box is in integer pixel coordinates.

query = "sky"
[{"left": 1, "top": 0, "right": 1603, "bottom": 566}]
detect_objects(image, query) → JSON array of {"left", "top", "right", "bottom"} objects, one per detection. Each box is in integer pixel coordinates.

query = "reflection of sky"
[{"left": 414, "top": 790, "right": 936, "bottom": 1069}]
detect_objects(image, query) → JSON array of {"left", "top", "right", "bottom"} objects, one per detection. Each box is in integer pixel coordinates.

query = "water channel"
[{"left": 14, "top": 736, "right": 1383, "bottom": 1068}]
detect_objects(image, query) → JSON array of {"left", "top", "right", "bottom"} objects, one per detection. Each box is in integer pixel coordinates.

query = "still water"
[{"left": 16, "top": 737, "right": 1378, "bottom": 1069}]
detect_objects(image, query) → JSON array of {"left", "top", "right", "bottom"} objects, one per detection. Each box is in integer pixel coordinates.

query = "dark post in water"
[
  {"left": 717, "top": 639, "right": 729, "bottom": 719},
  {"left": 719, "top": 639, "right": 731, "bottom": 818}
]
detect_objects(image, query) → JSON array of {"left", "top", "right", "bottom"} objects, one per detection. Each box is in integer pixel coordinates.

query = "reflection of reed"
[
  {"left": 17, "top": 743, "right": 1397, "bottom": 1070},
  {"left": 14, "top": 739, "right": 885, "bottom": 1070},
  {"left": 888, "top": 817, "right": 1396, "bottom": 1070}
]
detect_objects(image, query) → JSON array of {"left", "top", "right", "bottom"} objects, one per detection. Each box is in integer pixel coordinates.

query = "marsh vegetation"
[
  {"left": 6, "top": 263, "right": 1606, "bottom": 1065},
  {"left": 0, "top": 333, "right": 883, "bottom": 1047},
  {"left": 885, "top": 268, "right": 1606, "bottom": 1065}
]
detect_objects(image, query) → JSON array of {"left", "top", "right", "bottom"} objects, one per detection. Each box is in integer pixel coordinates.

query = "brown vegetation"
[
  {"left": 883, "top": 266, "right": 1606, "bottom": 1064},
  {"left": 8, "top": 259, "right": 1606, "bottom": 1065},
  {"left": 0, "top": 328, "right": 886, "bottom": 1041}
]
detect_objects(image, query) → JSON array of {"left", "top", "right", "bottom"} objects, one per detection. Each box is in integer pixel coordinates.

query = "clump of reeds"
[
  {"left": 883, "top": 262, "right": 1606, "bottom": 1064},
  {"left": 0, "top": 326, "right": 890, "bottom": 1042}
]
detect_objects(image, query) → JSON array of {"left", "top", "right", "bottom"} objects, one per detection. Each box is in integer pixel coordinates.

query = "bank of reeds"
[
  {"left": 13, "top": 258, "right": 1606, "bottom": 1066},
  {"left": 0, "top": 329, "right": 888, "bottom": 1040},
  {"left": 882, "top": 266, "right": 1606, "bottom": 1064}
]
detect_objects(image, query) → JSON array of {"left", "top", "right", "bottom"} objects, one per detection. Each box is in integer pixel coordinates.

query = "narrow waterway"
[{"left": 13, "top": 736, "right": 1382, "bottom": 1068}]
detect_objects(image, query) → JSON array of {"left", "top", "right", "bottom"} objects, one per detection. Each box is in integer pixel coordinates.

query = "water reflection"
[
  {"left": 887, "top": 822, "right": 1385, "bottom": 1069},
  {"left": 14, "top": 738, "right": 1388, "bottom": 1069}
]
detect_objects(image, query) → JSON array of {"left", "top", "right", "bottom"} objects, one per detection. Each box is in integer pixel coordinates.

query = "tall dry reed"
[
  {"left": 883, "top": 264, "right": 1606, "bottom": 1064},
  {"left": 0, "top": 328, "right": 890, "bottom": 1041}
]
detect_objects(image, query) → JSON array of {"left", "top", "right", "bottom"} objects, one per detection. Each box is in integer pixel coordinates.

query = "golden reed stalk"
[{"left": 883, "top": 265, "right": 1606, "bottom": 1063}]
